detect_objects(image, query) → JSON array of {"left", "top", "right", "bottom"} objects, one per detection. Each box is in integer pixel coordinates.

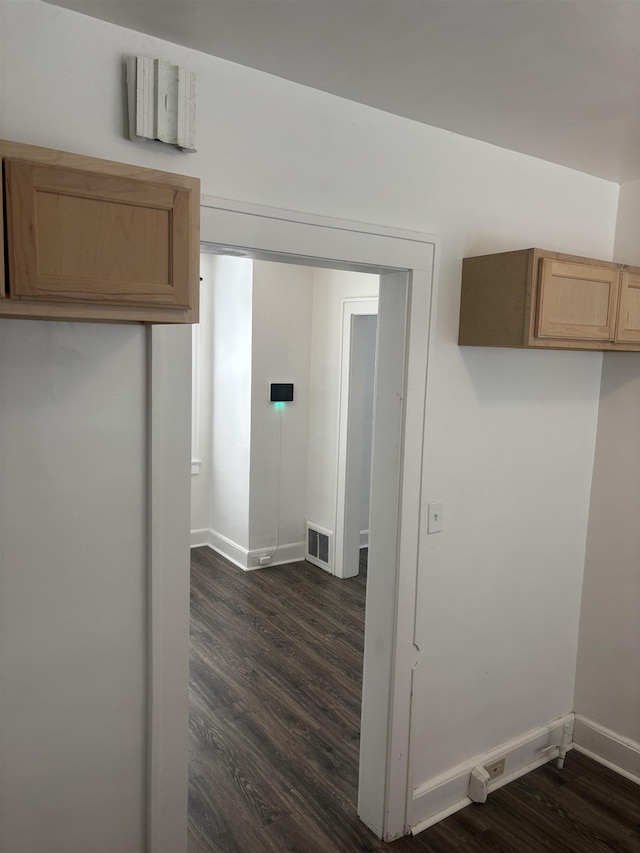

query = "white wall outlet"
[
  {"left": 427, "top": 500, "right": 443, "bottom": 534},
  {"left": 484, "top": 757, "right": 506, "bottom": 779}
]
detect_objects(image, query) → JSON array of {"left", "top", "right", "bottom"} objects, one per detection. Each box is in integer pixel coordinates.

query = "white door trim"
[
  {"left": 159, "top": 195, "right": 438, "bottom": 843},
  {"left": 190, "top": 323, "right": 202, "bottom": 475},
  {"left": 334, "top": 297, "right": 379, "bottom": 580},
  {"left": 148, "top": 325, "right": 192, "bottom": 853}
]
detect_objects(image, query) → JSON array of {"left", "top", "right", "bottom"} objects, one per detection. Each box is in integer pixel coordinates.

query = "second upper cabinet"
[{"left": 459, "top": 248, "right": 640, "bottom": 351}]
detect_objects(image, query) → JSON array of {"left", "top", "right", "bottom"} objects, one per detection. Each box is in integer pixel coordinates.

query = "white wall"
[
  {"left": 0, "top": 1, "right": 623, "bottom": 848},
  {"left": 307, "top": 269, "right": 380, "bottom": 531},
  {"left": 0, "top": 322, "right": 147, "bottom": 853},
  {"left": 191, "top": 257, "right": 315, "bottom": 563},
  {"left": 249, "top": 261, "right": 314, "bottom": 557},
  {"left": 612, "top": 179, "right": 640, "bottom": 266},
  {"left": 0, "top": 0, "right": 3, "bottom": 130},
  {"left": 574, "top": 180, "right": 640, "bottom": 751}
]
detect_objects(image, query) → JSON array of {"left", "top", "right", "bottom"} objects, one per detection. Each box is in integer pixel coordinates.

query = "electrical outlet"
[
  {"left": 427, "top": 500, "right": 443, "bottom": 533},
  {"left": 484, "top": 757, "right": 505, "bottom": 779}
]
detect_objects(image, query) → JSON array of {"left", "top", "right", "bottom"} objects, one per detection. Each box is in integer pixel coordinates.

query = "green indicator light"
[{"left": 274, "top": 402, "right": 285, "bottom": 409}]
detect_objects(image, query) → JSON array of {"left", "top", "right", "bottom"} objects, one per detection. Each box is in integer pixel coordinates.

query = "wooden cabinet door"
[
  {"left": 536, "top": 259, "right": 619, "bottom": 341},
  {"left": 615, "top": 272, "right": 640, "bottom": 343},
  {"left": 4, "top": 159, "right": 192, "bottom": 308}
]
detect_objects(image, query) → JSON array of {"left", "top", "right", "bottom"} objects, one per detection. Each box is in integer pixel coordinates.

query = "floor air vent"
[{"left": 305, "top": 522, "right": 334, "bottom": 573}]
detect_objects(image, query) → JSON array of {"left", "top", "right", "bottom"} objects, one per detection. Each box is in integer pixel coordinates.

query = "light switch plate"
[{"left": 428, "top": 500, "right": 443, "bottom": 534}]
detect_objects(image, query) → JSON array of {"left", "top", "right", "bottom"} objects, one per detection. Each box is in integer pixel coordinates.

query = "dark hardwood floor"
[{"left": 189, "top": 547, "right": 640, "bottom": 852}]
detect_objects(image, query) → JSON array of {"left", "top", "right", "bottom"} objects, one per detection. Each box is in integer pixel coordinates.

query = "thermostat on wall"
[{"left": 269, "top": 383, "right": 294, "bottom": 403}]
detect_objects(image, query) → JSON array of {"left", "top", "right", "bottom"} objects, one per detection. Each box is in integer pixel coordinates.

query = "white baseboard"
[
  {"left": 190, "top": 528, "right": 213, "bottom": 549},
  {"left": 246, "top": 541, "right": 306, "bottom": 570},
  {"left": 410, "top": 714, "right": 575, "bottom": 835},
  {"left": 573, "top": 716, "right": 640, "bottom": 784},
  {"left": 190, "top": 529, "right": 305, "bottom": 571},
  {"left": 359, "top": 529, "right": 369, "bottom": 548},
  {"left": 191, "top": 529, "right": 249, "bottom": 569}
]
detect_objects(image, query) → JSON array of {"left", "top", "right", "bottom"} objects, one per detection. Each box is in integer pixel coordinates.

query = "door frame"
[
  {"left": 334, "top": 297, "right": 379, "bottom": 580},
  {"left": 150, "top": 195, "right": 438, "bottom": 846}
]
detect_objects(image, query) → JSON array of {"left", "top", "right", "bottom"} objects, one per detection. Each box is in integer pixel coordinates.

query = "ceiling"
[{"left": 44, "top": 0, "right": 640, "bottom": 183}]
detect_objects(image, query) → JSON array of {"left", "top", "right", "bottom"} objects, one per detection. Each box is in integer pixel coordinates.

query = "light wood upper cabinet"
[
  {"left": 615, "top": 272, "right": 640, "bottom": 343},
  {"left": 0, "top": 140, "right": 199, "bottom": 324},
  {"left": 536, "top": 259, "right": 619, "bottom": 341},
  {"left": 459, "top": 248, "right": 640, "bottom": 352}
]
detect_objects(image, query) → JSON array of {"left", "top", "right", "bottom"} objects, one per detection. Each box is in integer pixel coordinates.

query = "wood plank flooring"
[{"left": 189, "top": 547, "right": 640, "bottom": 852}]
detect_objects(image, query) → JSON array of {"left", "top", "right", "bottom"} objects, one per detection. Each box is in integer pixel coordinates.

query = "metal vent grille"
[{"left": 305, "top": 522, "right": 334, "bottom": 573}]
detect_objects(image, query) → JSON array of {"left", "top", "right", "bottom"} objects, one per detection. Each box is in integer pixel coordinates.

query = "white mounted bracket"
[
  {"left": 557, "top": 720, "right": 573, "bottom": 769},
  {"left": 126, "top": 56, "right": 196, "bottom": 151},
  {"left": 468, "top": 765, "right": 491, "bottom": 803}
]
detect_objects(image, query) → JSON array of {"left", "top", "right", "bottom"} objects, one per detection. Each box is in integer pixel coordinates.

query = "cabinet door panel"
[
  {"left": 4, "top": 159, "right": 192, "bottom": 308},
  {"left": 615, "top": 273, "right": 640, "bottom": 343},
  {"left": 536, "top": 259, "right": 619, "bottom": 341}
]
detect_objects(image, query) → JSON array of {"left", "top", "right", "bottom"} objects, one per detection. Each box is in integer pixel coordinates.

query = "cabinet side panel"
[{"left": 459, "top": 250, "right": 530, "bottom": 347}]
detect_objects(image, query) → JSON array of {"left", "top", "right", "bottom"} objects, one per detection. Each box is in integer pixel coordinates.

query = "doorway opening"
[
  {"left": 190, "top": 253, "right": 379, "bottom": 579},
  {"left": 189, "top": 248, "right": 386, "bottom": 845},
  {"left": 147, "top": 197, "right": 436, "bottom": 846}
]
